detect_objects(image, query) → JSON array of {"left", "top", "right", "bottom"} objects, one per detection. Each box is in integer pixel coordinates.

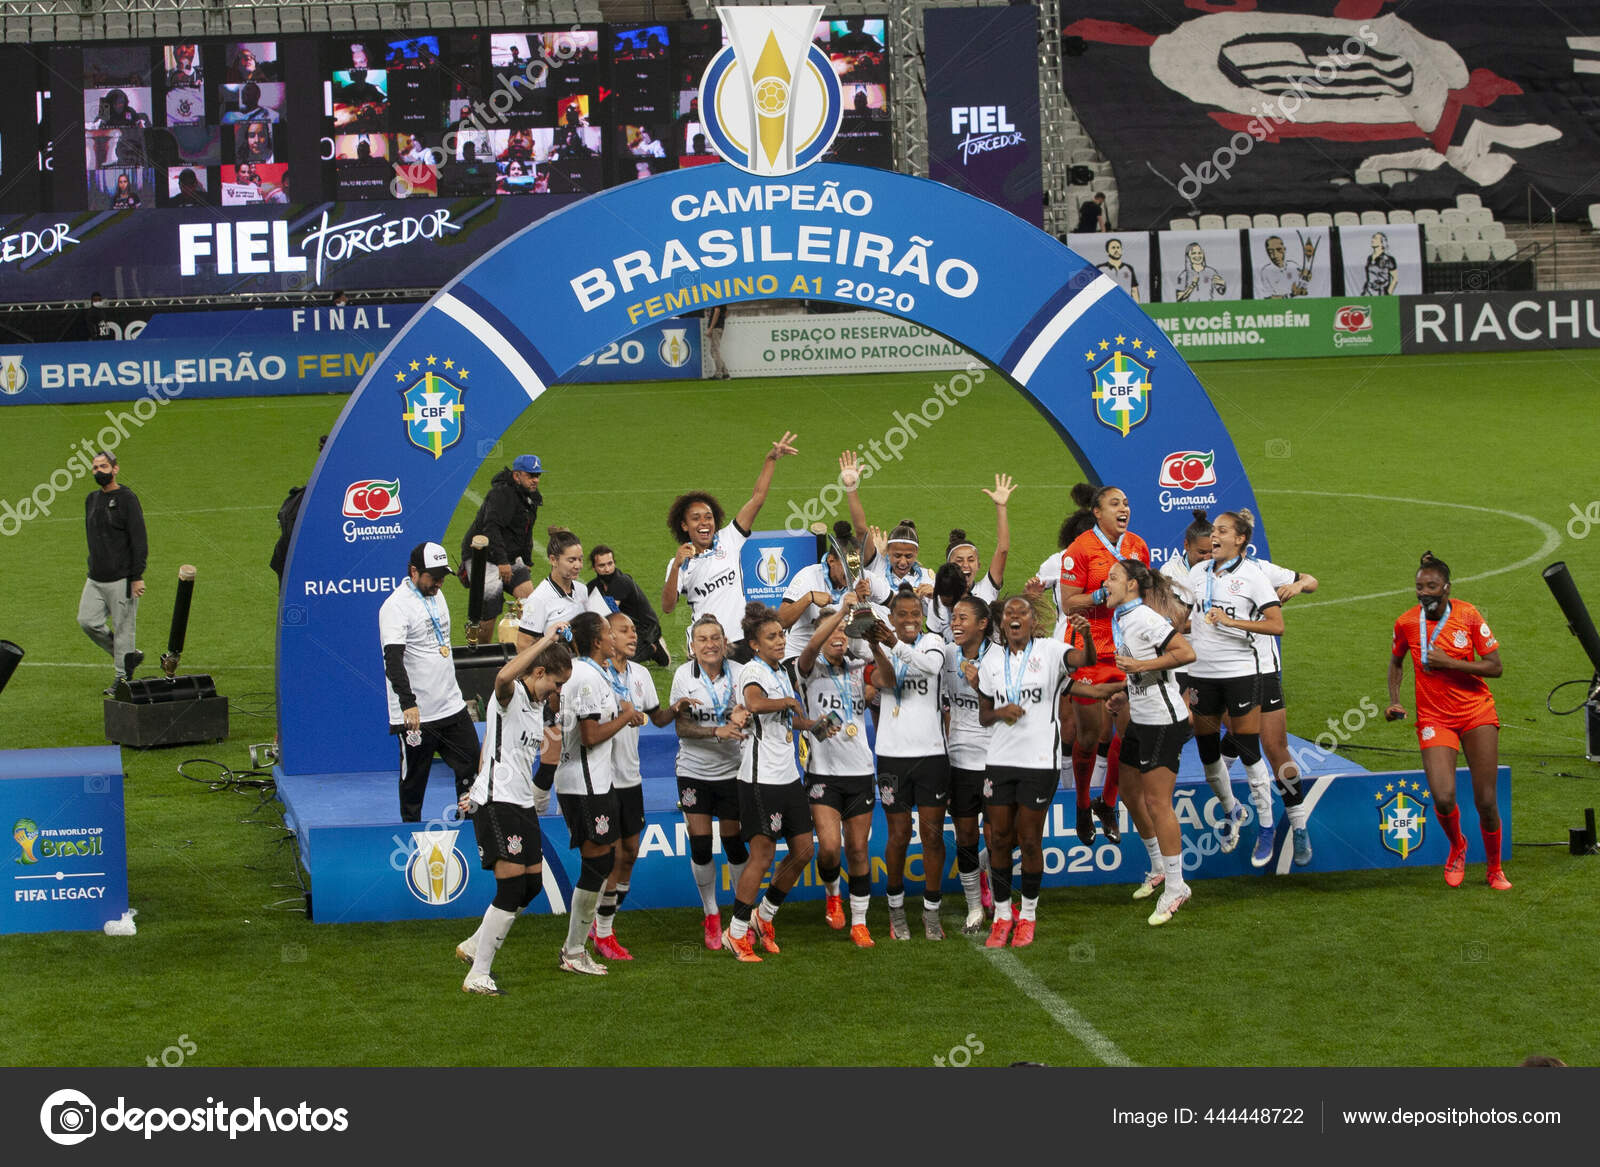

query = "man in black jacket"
[
  {"left": 78, "top": 451, "right": 147, "bottom": 694},
  {"left": 459, "top": 453, "right": 542, "bottom": 642},
  {"left": 586, "top": 545, "right": 670, "bottom": 667}
]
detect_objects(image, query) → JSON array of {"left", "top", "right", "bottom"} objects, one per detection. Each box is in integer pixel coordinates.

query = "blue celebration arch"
[{"left": 278, "top": 163, "right": 1267, "bottom": 776}]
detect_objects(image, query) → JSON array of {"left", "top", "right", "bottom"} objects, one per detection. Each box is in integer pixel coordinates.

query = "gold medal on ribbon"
[
  {"left": 845, "top": 723, "right": 858, "bottom": 738},
  {"left": 440, "top": 645, "right": 451, "bottom": 657}
]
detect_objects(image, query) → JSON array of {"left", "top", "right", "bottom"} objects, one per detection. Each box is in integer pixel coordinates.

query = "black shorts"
[
  {"left": 1259, "top": 671, "right": 1285, "bottom": 714},
  {"left": 472, "top": 801, "right": 545, "bottom": 869},
  {"left": 614, "top": 783, "right": 646, "bottom": 839},
  {"left": 984, "top": 764, "right": 1057, "bottom": 810},
  {"left": 949, "top": 765, "right": 986, "bottom": 819},
  {"left": 677, "top": 774, "right": 741, "bottom": 820},
  {"left": 558, "top": 790, "right": 620, "bottom": 847},
  {"left": 806, "top": 772, "right": 875, "bottom": 819},
  {"left": 738, "top": 779, "right": 814, "bottom": 842},
  {"left": 878, "top": 754, "right": 951, "bottom": 814},
  {"left": 1122, "top": 720, "right": 1191, "bottom": 774},
  {"left": 1189, "top": 674, "right": 1263, "bottom": 719}
]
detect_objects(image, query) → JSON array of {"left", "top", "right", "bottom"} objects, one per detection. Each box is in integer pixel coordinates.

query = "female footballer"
[
  {"left": 517, "top": 527, "right": 604, "bottom": 649},
  {"left": 927, "top": 474, "right": 1014, "bottom": 639},
  {"left": 976, "top": 598, "right": 1095, "bottom": 947},
  {"left": 671, "top": 615, "right": 753, "bottom": 950},
  {"left": 943, "top": 594, "right": 996, "bottom": 933},
  {"left": 662, "top": 431, "right": 799, "bottom": 662},
  {"left": 1387, "top": 552, "right": 1509, "bottom": 890}
]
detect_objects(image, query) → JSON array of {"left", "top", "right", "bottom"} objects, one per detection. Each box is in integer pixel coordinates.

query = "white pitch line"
[
  {"left": 1255, "top": 489, "right": 1562, "bottom": 610},
  {"left": 20, "top": 661, "right": 276, "bottom": 670},
  {"left": 983, "top": 948, "right": 1137, "bottom": 1066}
]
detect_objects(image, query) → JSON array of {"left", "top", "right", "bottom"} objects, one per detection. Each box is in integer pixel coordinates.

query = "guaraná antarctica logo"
[
  {"left": 1377, "top": 779, "right": 1430, "bottom": 859},
  {"left": 699, "top": 5, "right": 844, "bottom": 177},
  {"left": 397, "top": 355, "right": 468, "bottom": 459},
  {"left": 1089, "top": 336, "right": 1156, "bottom": 437}
]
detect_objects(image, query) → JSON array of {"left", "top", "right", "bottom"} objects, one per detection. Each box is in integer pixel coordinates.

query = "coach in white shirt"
[{"left": 381, "top": 541, "right": 480, "bottom": 821}]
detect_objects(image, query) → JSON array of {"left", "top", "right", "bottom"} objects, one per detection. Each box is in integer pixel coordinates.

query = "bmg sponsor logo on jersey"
[
  {"left": 1377, "top": 781, "right": 1430, "bottom": 859},
  {"left": 403, "top": 828, "right": 468, "bottom": 905},
  {"left": 699, "top": 5, "right": 843, "bottom": 177}
]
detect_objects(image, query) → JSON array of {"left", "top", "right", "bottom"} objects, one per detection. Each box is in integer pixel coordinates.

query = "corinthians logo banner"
[{"left": 278, "top": 5, "right": 1262, "bottom": 777}]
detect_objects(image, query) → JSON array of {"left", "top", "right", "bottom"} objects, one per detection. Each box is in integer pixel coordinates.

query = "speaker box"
[
  {"left": 453, "top": 643, "right": 515, "bottom": 714},
  {"left": 104, "top": 674, "right": 229, "bottom": 748}
]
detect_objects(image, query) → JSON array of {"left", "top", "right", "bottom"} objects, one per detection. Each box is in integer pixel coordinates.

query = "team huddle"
[{"left": 377, "top": 434, "right": 1512, "bottom": 994}]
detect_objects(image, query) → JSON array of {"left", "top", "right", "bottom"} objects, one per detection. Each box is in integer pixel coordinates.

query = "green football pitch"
[{"left": 2, "top": 349, "right": 1598, "bottom": 1067}]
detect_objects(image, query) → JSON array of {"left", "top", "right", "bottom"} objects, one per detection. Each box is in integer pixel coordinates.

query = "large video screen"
[{"left": 0, "top": 16, "right": 893, "bottom": 213}]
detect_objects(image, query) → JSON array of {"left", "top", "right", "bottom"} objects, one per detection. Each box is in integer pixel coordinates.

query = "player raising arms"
[
  {"left": 590, "top": 612, "right": 699, "bottom": 961},
  {"left": 928, "top": 475, "right": 1015, "bottom": 640},
  {"left": 553, "top": 612, "right": 645, "bottom": 976},
  {"left": 517, "top": 527, "right": 604, "bottom": 649},
  {"left": 1186, "top": 509, "right": 1284, "bottom": 867},
  {"left": 795, "top": 603, "right": 879, "bottom": 946},
  {"left": 455, "top": 629, "right": 573, "bottom": 995},
  {"left": 1035, "top": 484, "right": 1150, "bottom": 848},
  {"left": 725, "top": 603, "right": 833, "bottom": 961},
  {"left": 976, "top": 598, "right": 1095, "bottom": 947},
  {"left": 836, "top": 451, "right": 936, "bottom": 623},
  {"left": 1387, "top": 551, "right": 1509, "bottom": 890},
  {"left": 1076, "top": 561, "right": 1196, "bottom": 924},
  {"left": 779, "top": 518, "right": 878, "bottom": 663},
  {"left": 942, "top": 594, "right": 996, "bottom": 933},
  {"left": 870, "top": 585, "right": 951, "bottom": 940},
  {"left": 671, "top": 615, "right": 752, "bottom": 950},
  {"left": 662, "top": 431, "right": 799, "bottom": 662}
]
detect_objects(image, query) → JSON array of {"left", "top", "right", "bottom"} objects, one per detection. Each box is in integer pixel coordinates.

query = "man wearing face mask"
[
  {"left": 79, "top": 451, "right": 147, "bottom": 695},
  {"left": 381, "top": 541, "right": 479, "bottom": 821}
]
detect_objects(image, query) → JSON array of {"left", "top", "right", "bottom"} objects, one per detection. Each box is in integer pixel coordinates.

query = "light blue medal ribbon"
[
  {"left": 1112, "top": 599, "right": 1142, "bottom": 657},
  {"left": 759, "top": 656, "right": 794, "bottom": 733},
  {"left": 1003, "top": 641, "right": 1034, "bottom": 705},
  {"left": 410, "top": 581, "right": 447, "bottom": 650},
  {"left": 1419, "top": 601, "right": 1451, "bottom": 674},
  {"left": 703, "top": 667, "right": 732, "bottom": 723},
  {"left": 825, "top": 660, "right": 856, "bottom": 726},
  {"left": 1092, "top": 525, "right": 1125, "bottom": 560},
  {"left": 1201, "top": 556, "right": 1241, "bottom": 613},
  {"left": 601, "top": 660, "right": 632, "bottom": 705}
]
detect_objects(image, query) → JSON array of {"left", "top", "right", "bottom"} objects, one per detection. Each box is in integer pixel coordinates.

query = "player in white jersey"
[
  {"left": 517, "top": 527, "right": 606, "bottom": 648},
  {"left": 1157, "top": 508, "right": 1215, "bottom": 612},
  {"left": 795, "top": 603, "right": 878, "bottom": 946},
  {"left": 589, "top": 612, "right": 700, "bottom": 961},
  {"left": 723, "top": 603, "right": 835, "bottom": 962},
  {"left": 943, "top": 594, "right": 996, "bottom": 933},
  {"left": 553, "top": 612, "right": 646, "bottom": 976},
  {"left": 870, "top": 586, "right": 950, "bottom": 940},
  {"left": 454, "top": 630, "right": 573, "bottom": 994},
  {"left": 834, "top": 449, "right": 937, "bottom": 623},
  {"left": 1076, "top": 561, "right": 1197, "bottom": 926},
  {"left": 927, "top": 474, "right": 1013, "bottom": 640},
  {"left": 976, "top": 599, "right": 1094, "bottom": 948},
  {"left": 1186, "top": 509, "right": 1285, "bottom": 869},
  {"left": 778, "top": 519, "right": 882, "bottom": 661},
  {"left": 662, "top": 431, "right": 799, "bottom": 662},
  {"left": 672, "top": 614, "right": 754, "bottom": 950}
]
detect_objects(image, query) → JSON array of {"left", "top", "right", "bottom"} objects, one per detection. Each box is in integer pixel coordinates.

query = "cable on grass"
[
  {"left": 1546, "top": 677, "right": 1600, "bottom": 718},
  {"left": 177, "top": 758, "right": 276, "bottom": 793}
]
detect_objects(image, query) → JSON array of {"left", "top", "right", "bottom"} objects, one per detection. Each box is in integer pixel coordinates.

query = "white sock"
[
  {"left": 564, "top": 888, "right": 600, "bottom": 954},
  {"left": 691, "top": 859, "right": 718, "bottom": 915},
  {"left": 850, "top": 894, "right": 869, "bottom": 926},
  {"left": 729, "top": 914, "right": 750, "bottom": 939},
  {"left": 1204, "top": 760, "right": 1237, "bottom": 812},
  {"left": 595, "top": 888, "right": 617, "bottom": 938},
  {"left": 1090, "top": 754, "right": 1108, "bottom": 791},
  {"left": 469, "top": 905, "right": 515, "bottom": 978},
  {"left": 1162, "top": 852, "right": 1187, "bottom": 894},
  {"left": 923, "top": 896, "right": 940, "bottom": 914},
  {"left": 1246, "top": 760, "right": 1274, "bottom": 828},
  {"left": 757, "top": 896, "right": 779, "bottom": 922},
  {"left": 1141, "top": 834, "right": 1162, "bottom": 873},
  {"left": 887, "top": 891, "right": 905, "bottom": 911},
  {"left": 959, "top": 869, "right": 981, "bottom": 911},
  {"left": 1287, "top": 802, "right": 1310, "bottom": 830},
  {"left": 1019, "top": 895, "right": 1038, "bottom": 922},
  {"left": 824, "top": 876, "right": 841, "bottom": 896}
]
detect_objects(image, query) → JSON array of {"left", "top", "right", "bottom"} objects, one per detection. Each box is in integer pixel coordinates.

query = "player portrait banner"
[
  {"left": 718, "top": 309, "right": 976, "bottom": 377},
  {"left": 1157, "top": 228, "right": 1242, "bottom": 304},
  {"left": 279, "top": 160, "right": 1268, "bottom": 775},
  {"left": 923, "top": 5, "right": 1043, "bottom": 227},
  {"left": 1338, "top": 222, "right": 1421, "bottom": 296},
  {"left": 1142, "top": 296, "right": 1400, "bottom": 361},
  {"left": 1245, "top": 225, "right": 1331, "bottom": 299},
  {"left": 1066, "top": 231, "right": 1151, "bottom": 304},
  {"left": 1060, "top": 1, "right": 1600, "bottom": 229}
]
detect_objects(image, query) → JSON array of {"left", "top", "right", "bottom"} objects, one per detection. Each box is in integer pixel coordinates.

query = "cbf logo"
[
  {"left": 1088, "top": 339, "right": 1154, "bottom": 437},
  {"left": 0, "top": 354, "right": 27, "bottom": 395},
  {"left": 1376, "top": 780, "right": 1430, "bottom": 860},
  {"left": 755, "top": 545, "right": 790, "bottom": 587},
  {"left": 658, "top": 327, "right": 691, "bottom": 368},
  {"left": 404, "top": 829, "right": 468, "bottom": 905},
  {"left": 396, "top": 357, "right": 468, "bottom": 459},
  {"left": 699, "top": 5, "right": 843, "bottom": 176}
]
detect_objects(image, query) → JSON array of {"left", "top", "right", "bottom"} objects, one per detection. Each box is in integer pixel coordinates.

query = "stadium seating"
[
  {"left": 1388, "top": 210, "right": 1415, "bottom": 224},
  {"left": 1252, "top": 213, "right": 1279, "bottom": 228},
  {"left": 1334, "top": 212, "right": 1360, "bottom": 227},
  {"left": 1225, "top": 214, "right": 1251, "bottom": 229},
  {"left": 1279, "top": 212, "right": 1306, "bottom": 228},
  {"left": 1307, "top": 212, "right": 1333, "bottom": 227},
  {"left": 1198, "top": 214, "right": 1225, "bottom": 230},
  {"left": 1360, "top": 211, "right": 1386, "bottom": 226},
  {"left": 1169, "top": 218, "right": 1197, "bottom": 231}
]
